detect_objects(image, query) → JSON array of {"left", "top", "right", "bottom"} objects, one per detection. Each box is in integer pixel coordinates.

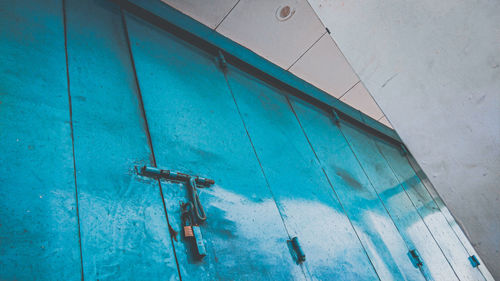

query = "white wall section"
[{"left": 307, "top": 0, "right": 500, "bottom": 277}]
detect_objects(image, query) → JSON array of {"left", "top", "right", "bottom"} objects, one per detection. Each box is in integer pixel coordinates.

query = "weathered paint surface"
[
  {"left": 404, "top": 155, "right": 496, "bottom": 281},
  {"left": 375, "top": 139, "right": 487, "bottom": 281},
  {"left": 124, "top": 13, "right": 305, "bottom": 280},
  {"left": 289, "top": 97, "right": 424, "bottom": 281},
  {"left": 0, "top": 0, "right": 491, "bottom": 280},
  {"left": 64, "top": 0, "right": 179, "bottom": 279},
  {"left": 340, "top": 122, "right": 461, "bottom": 280},
  {"left": 224, "top": 67, "right": 379, "bottom": 280},
  {"left": 0, "top": 0, "right": 82, "bottom": 279}
]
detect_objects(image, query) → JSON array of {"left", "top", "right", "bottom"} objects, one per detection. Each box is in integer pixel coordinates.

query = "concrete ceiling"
[
  {"left": 159, "top": 0, "right": 238, "bottom": 29},
  {"left": 289, "top": 33, "right": 359, "bottom": 98},
  {"left": 216, "top": 0, "right": 326, "bottom": 69}
]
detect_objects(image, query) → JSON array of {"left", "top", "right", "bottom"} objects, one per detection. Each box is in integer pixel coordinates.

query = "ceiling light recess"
[{"left": 276, "top": 5, "right": 295, "bottom": 22}]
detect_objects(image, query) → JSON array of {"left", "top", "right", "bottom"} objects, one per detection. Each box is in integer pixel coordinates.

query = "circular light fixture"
[{"left": 276, "top": 5, "right": 295, "bottom": 22}]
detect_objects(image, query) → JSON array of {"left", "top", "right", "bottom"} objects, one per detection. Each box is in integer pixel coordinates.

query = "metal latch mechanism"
[
  {"left": 137, "top": 166, "right": 214, "bottom": 259},
  {"left": 181, "top": 202, "right": 207, "bottom": 258},
  {"left": 137, "top": 166, "right": 214, "bottom": 187}
]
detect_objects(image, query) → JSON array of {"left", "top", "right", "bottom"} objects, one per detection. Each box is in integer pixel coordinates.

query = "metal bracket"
[
  {"left": 216, "top": 50, "right": 227, "bottom": 72},
  {"left": 408, "top": 249, "right": 423, "bottom": 268},
  {"left": 468, "top": 255, "right": 480, "bottom": 267},
  {"left": 331, "top": 109, "right": 341, "bottom": 125}
]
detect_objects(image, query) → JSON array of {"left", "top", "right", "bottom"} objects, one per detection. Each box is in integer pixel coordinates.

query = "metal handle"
[{"left": 188, "top": 177, "right": 207, "bottom": 224}]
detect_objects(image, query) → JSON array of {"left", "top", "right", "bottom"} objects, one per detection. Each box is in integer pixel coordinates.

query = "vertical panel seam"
[
  {"left": 404, "top": 155, "right": 474, "bottom": 254},
  {"left": 335, "top": 122, "right": 433, "bottom": 280},
  {"left": 403, "top": 154, "right": 489, "bottom": 280},
  {"left": 337, "top": 120, "right": 461, "bottom": 280},
  {"left": 374, "top": 142, "right": 470, "bottom": 281},
  {"left": 286, "top": 97, "right": 382, "bottom": 281},
  {"left": 120, "top": 10, "right": 183, "bottom": 281},
  {"left": 62, "top": 0, "right": 84, "bottom": 279},
  {"left": 222, "top": 70, "right": 311, "bottom": 281}
]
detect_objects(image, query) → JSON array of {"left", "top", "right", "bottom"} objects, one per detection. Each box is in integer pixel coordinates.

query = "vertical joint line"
[
  {"left": 120, "top": 9, "right": 182, "bottom": 280},
  {"left": 334, "top": 124, "right": 432, "bottom": 280},
  {"left": 374, "top": 141, "right": 461, "bottom": 280},
  {"left": 286, "top": 97, "right": 382, "bottom": 281},
  {"left": 221, "top": 70, "right": 311, "bottom": 279},
  {"left": 405, "top": 153, "right": 474, "bottom": 259},
  {"left": 121, "top": 11, "right": 157, "bottom": 167},
  {"left": 223, "top": 73, "right": 290, "bottom": 238},
  {"left": 62, "top": 0, "right": 84, "bottom": 279}
]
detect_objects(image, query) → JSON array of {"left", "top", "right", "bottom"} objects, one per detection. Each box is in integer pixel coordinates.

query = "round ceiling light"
[{"left": 276, "top": 5, "right": 295, "bottom": 22}]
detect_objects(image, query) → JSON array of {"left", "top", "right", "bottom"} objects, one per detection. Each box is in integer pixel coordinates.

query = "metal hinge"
[
  {"left": 408, "top": 249, "right": 423, "bottom": 268},
  {"left": 331, "top": 109, "right": 341, "bottom": 125},
  {"left": 468, "top": 255, "right": 480, "bottom": 267},
  {"left": 288, "top": 237, "right": 306, "bottom": 263},
  {"left": 216, "top": 50, "right": 227, "bottom": 72}
]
